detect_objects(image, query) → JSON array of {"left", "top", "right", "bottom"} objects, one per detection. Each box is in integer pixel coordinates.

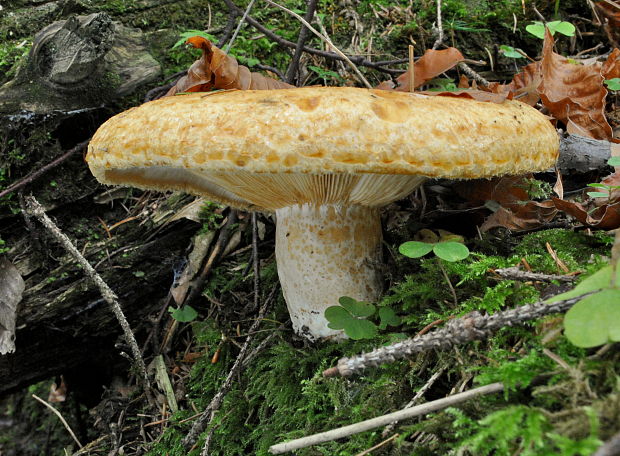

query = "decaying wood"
[
  {"left": 25, "top": 196, "right": 150, "bottom": 390},
  {"left": 558, "top": 134, "right": 614, "bottom": 173},
  {"left": 0, "top": 13, "right": 160, "bottom": 113},
  {"left": 0, "top": 201, "right": 199, "bottom": 395}
]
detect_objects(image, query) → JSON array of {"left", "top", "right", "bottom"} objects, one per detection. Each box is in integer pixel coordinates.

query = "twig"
[
  {"left": 182, "top": 285, "right": 278, "bottom": 451},
  {"left": 32, "top": 394, "right": 83, "bottom": 448},
  {"left": 183, "top": 211, "right": 238, "bottom": 309},
  {"left": 262, "top": 0, "right": 372, "bottom": 88},
  {"left": 431, "top": 0, "right": 443, "bottom": 50},
  {"left": 457, "top": 61, "right": 489, "bottom": 86},
  {"left": 354, "top": 433, "right": 399, "bottom": 456},
  {"left": 217, "top": 6, "right": 239, "bottom": 47},
  {"left": 285, "top": 0, "right": 318, "bottom": 84},
  {"left": 0, "top": 140, "right": 89, "bottom": 200},
  {"left": 224, "top": 0, "right": 257, "bottom": 53},
  {"left": 382, "top": 366, "right": 446, "bottom": 437},
  {"left": 25, "top": 197, "right": 151, "bottom": 390},
  {"left": 323, "top": 293, "right": 593, "bottom": 378},
  {"left": 254, "top": 63, "right": 287, "bottom": 80},
  {"left": 268, "top": 382, "right": 504, "bottom": 454},
  {"left": 223, "top": 0, "right": 400, "bottom": 75},
  {"left": 492, "top": 267, "right": 576, "bottom": 283},
  {"left": 437, "top": 259, "right": 457, "bottom": 305},
  {"left": 251, "top": 213, "right": 261, "bottom": 312},
  {"left": 408, "top": 44, "right": 415, "bottom": 91},
  {"left": 144, "top": 72, "right": 186, "bottom": 102}
]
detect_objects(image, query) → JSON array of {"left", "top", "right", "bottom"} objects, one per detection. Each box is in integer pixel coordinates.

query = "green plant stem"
[
  {"left": 611, "top": 228, "right": 620, "bottom": 287},
  {"left": 437, "top": 258, "right": 458, "bottom": 305}
]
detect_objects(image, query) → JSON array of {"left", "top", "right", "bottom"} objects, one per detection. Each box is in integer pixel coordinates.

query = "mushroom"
[{"left": 86, "top": 87, "right": 559, "bottom": 340}]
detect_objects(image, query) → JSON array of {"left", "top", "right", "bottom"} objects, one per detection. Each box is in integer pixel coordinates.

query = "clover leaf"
[
  {"left": 169, "top": 305, "right": 198, "bottom": 322},
  {"left": 378, "top": 307, "right": 401, "bottom": 330},
  {"left": 563, "top": 289, "right": 620, "bottom": 347}
]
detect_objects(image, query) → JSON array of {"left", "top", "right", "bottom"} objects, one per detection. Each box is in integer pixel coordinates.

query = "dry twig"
[
  {"left": 224, "top": 0, "right": 257, "bottom": 53},
  {"left": 323, "top": 293, "right": 592, "bottom": 377},
  {"left": 25, "top": 196, "right": 151, "bottom": 390},
  {"left": 32, "top": 394, "right": 83, "bottom": 448},
  {"left": 432, "top": 0, "right": 444, "bottom": 50},
  {"left": 262, "top": 0, "right": 372, "bottom": 88},
  {"left": 285, "top": 0, "right": 318, "bottom": 84},
  {"left": 0, "top": 140, "right": 89, "bottom": 200},
  {"left": 492, "top": 267, "right": 576, "bottom": 283},
  {"left": 268, "top": 382, "right": 504, "bottom": 454},
  {"left": 182, "top": 285, "right": 278, "bottom": 451},
  {"left": 221, "top": 0, "right": 399, "bottom": 75}
]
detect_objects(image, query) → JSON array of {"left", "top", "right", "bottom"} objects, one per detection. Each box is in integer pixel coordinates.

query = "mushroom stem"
[{"left": 275, "top": 203, "right": 383, "bottom": 340}]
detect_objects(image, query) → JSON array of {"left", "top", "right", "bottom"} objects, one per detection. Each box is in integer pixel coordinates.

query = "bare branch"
[
  {"left": 269, "top": 382, "right": 504, "bottom": 454},
  {"left": 24, "top": 196, "right": 151, "bottom": 390},
  {"left": 323, "top": 294, "right": 591, "bottom": 378}
]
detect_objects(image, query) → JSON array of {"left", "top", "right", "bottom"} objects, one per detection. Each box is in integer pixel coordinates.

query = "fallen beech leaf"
[
  {"left": 481, "top": 201, "right": 557, "bottom": 232},
  {"left": 166, "top": 36, "right": 293, "bottom": 96},
  {"left": 376, "top": 47, "right": 464, "bottom": 91},
  {"left": 553, "top": 197, "right": 620, "bottom": 229},
  {"left": 455, "top": 175, "right": 530, "bottom": 207},
  {"left": 595, "top": 1, "right": 620, "bottom": 46},
  {"left": 421, "top": 89, "right": 510, "bottom": 103},
  {"left": 456, "top": 176, "right": 557, "bottom": 232},
  {"left": 501, "top": 61, "right": 542, "bottom": 106},
  {"left": 48, "top": 376, "right": 67, "bottom": 403},
  {"left": 538, "top": 28, "right": 612, "bottom": 140},
  {"left": 0, "top": 257, "right": 25, "bottom": 355},
  {"left": 602, "top": 48, "right": 620, "bottom": 80}
]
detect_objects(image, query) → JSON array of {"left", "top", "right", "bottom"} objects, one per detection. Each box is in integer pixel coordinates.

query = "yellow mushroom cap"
[{"left": 86, "top": 86, "right": 559, "bottom": 211}]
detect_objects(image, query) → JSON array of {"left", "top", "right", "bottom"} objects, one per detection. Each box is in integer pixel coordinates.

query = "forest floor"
[{"left": 1, "top": 0, "right": 620, "bottom": 455}]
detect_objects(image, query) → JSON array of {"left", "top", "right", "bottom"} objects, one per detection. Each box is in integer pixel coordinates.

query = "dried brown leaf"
[
  {"left": 602, "top": 48, "right": 620, "bottom": 80},
  {"left": 481, "top": 201, "right": 557, "bottom": 232},
  {"left": 500, "top": 61, "right": 542, "bottom": 106},
  {"left": 553, "top": 197, "right": 620, "bottom": 229},
  {"left": 456, "top": 176, "right": 557, "bottom": 232},
  {"left": 376, "top": 47, "right": 464, "bottom": 91},
  {"left": 166, "top": 36, "right": 293, "bottom": 96},
  {"left": 538, "top": 28, "right": 612, "bottom": 140},
  {"left": 421, "top": 89, "right": 510, "bottom": 103}
]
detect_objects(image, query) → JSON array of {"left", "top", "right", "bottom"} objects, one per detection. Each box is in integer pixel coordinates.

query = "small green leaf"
[
  {"left": 587, "top": 192, "right": 610, "bottom": 198},
  {"left": 133, "top": 270, "right": 145, "bottom": 278},
  {"left": 526, "top": 22, "right": 546, "bottom": 39},
  {"left": 605, "top": 78, "right": 620, "bottom": 91},
  {"left": 325, "top": 306, "right": 351, "bottom": 330},
  {"left": 325, "top": 304, "right": 378, "bottom": 339},
  {"left": 433, "top": 242, "right": 470, "bottom": 262},
  {"left": 169, "top": 305, "right": 198, "bottom": 322},
  {"left": 548, "top": 21, "right": 575, "bottom": 36},
  {"left": 399, "top": 241, "right": 434, "bottom": 258},
  {"left": 547, "top": 265, "right": 618, "bottom": 303},
  {"left": 587, "top": 183, "right": 609, "bottom": 189},
  {"left": 339, "top": 296, "right": 375, "bottom": 317},
  {"left": 378, "top": 307, "right": 401, "bottom": 330},
  {"left": 550, "top": 20, "right": 576, "bottom": 37},
  {"left": 343, "top": 318, "right": 378, "bottom": 340},
  {"left": 526, "top": 21, "right": 574, "bottom": 39},
  {"left": 564, "top": 289, "right": 620, "bottom": 347},
  {"left": 608, "top": 156, "right": 620, "bottom": 166},
  {"left": 499, "top": 45, "right": 525, "bottom": 59}
]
